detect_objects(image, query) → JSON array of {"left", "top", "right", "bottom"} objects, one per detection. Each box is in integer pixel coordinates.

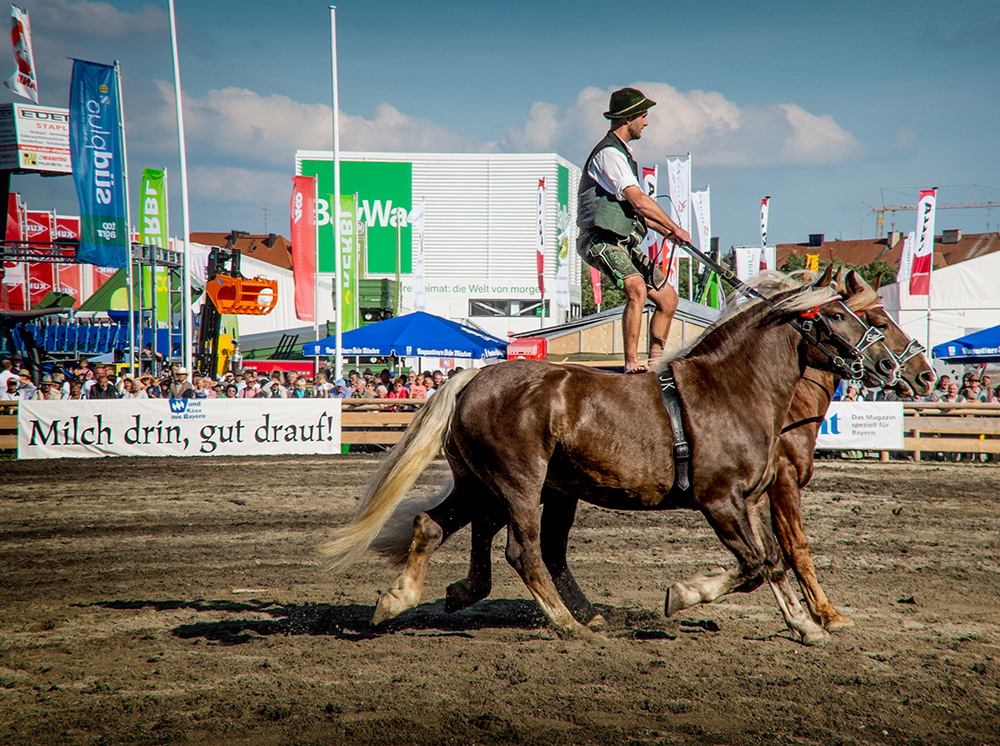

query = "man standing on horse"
[{"left": 577, "top": 87, "right": 692, "bottom": 373}]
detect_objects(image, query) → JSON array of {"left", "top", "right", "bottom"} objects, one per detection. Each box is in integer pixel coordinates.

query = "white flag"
[
  {"left": 734, "top": 247, "right": 762, "bottom": 283},
  {"left": 665, "top": 156, "right": 690, "bottom": 291},
  {"left": 760, "top": 196, "right": 770, "bottom": 248},
  {"left": 690, "top": 187, "right": 711, "bottom": 254},
  {"left": 410, "top": 200, "right": 426, "bottom": 311},
  {"left": 4, "top": 6, "right": 37, "bottom": 103},
  {"left": 895, "top": 231, "right": 915, "bottom": 285}
]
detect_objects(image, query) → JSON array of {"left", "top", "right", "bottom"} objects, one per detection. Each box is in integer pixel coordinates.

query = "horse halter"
[
  {"left": 867, "top": 304, "right": 927, "bottom": 370},
  {"left": 791, "top": 303, "right": 886, "bottom": 382}
]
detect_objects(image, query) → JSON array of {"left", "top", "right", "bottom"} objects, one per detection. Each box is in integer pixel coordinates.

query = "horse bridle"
[{"left": 676, "top": 241, "right": 888, "bottom": 383}]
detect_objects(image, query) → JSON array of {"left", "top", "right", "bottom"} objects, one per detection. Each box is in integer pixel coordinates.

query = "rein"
[{"left": 676, "top": 240, "right": 883, "bottom": 381}]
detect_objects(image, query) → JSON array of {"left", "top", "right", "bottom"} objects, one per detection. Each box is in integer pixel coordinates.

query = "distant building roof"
[
  {"left": 190, "top": 232, "right": 293, "bottom": 270},
  {"left": 774, "top": 231, "right": 1000, "bottom": 271}
]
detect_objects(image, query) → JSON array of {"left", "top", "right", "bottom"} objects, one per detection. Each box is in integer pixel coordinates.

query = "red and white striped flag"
[
  {"left": 909, "top": 189, "right": 936, "bottom": 295},
  {"left": 4, "top": 5, "right": 37, "bottom": 103},
  {"left": 590, "top": 266, "right": 602, "bottom": 308},
  {"left": 290, "top": 175, "right": 317, "bottom": 321}
]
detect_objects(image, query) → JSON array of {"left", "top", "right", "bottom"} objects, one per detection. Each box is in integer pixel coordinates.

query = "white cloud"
[
  {"left": 497, "top": 82, "right": 864, "bottom": 168},
  {"left": 32, "top": 0, "right": 166, "bottom": 37}
]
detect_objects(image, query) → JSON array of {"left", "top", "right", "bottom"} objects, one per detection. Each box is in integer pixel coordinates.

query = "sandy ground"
[{"left": 0, "top": 455, "right": 998, "bottom": 746}]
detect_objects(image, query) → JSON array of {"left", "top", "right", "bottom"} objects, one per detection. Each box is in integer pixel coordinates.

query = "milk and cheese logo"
[
  {"left": 169, "top": 399, "right": 207, "bottom": 420},
  {"left": 169, "top": 399, "right": 187, "bottom": 414}
]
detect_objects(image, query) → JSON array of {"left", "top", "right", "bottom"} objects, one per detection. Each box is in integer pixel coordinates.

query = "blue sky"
[{"left": 7, "top": 0, "right": 1000, "bottom": 248}]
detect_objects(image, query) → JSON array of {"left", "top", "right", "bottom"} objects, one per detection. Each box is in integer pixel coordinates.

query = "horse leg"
[
  {"left": 749, "top": 492, "right": 828, "bottom": 646},
  {"left": 504, "top": 496, "right": 593, "bottom": 640},
  {"left": 372, "top": 480, "right": 477, "bottom": 625},
  {"left": 665, "top": 491, "right": 766, "bottom": 616},
  {"left": 768, "top": 464, "right": 854, "bottom": 630},
  {"left": 445, "top": 508, "right": 506, "bottom": 613},
  {"left": 540, "top": 495, "right": 602, "bottom": 628}
]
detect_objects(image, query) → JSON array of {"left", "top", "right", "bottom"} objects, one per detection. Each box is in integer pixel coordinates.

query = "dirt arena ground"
[{"left": 0, "top": 455, "right": 998, "bottom": 746}]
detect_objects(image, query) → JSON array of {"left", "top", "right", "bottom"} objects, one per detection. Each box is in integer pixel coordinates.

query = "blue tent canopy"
[
  {"left": 932, "top": 324, "right": 1000, "bottom": 363},
  {"left": 302, "top": 311, "right": 508, "bottom": 361}
]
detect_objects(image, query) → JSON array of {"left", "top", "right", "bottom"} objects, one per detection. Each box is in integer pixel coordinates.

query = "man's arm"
[{"left": 622, "top": 185, "right": 692, "bottom": 245}]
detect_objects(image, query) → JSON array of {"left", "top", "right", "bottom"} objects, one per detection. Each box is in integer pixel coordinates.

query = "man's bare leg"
[
  {"left": 647, "top": 283, "right": 678, "bottom": 366},
  {"left": 621, "top": 275, "right": 649, "bottom": 373}
]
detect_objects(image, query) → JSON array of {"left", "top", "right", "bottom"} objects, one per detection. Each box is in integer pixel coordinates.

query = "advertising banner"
[
  {"left": 338, "top": 193, "right": 358, "bottom": 332},
  {"left": 300, "top": 159, "right": 412, "bottom": 275},
  {"left": 290, "top": 175, "right": 317, "bottom": 322},
  {"left": 555, "top": 165, "right": 570, "bottom": 311},
  {"left": 665, "top": 156, "right": 689, "bottom": 289},
  {"left": 760, "top": 196, "right": 770, "bottom": 249},
  {"left": 18, "top": 399, "right": 343, "bottom": 459},
  {"left": 909, "top": 189, "right": 936, "bottom": 296},
  {"left": 4, "top": 5, "right": 37, "bottom": 103},
  {"left": 69, "top": 60, "right": 128, "bottom": 268},
  {"left": 535, "top": 178, "right": 545, "bottom": 297},
  {"left": 642, "top": 166, "right": 658, "bottom": 263},
  {"left": 0, "top": 103, "right": 70, "bottom": 173},
  {"left": 411, "top": 199, "right": 426, "bottom": 311},
  {"left": 734, "top": 246, "right": 762, "bottom": 283},
  {"left": 814, "top": 401, "right": 904, "bottom": 451},
  {"left": 137, "top": 169, "right": 167, "bottom": 248}
]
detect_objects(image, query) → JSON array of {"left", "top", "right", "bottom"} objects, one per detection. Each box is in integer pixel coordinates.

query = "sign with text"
[
  {"left": 18, "top": 399, "right": 342, "bottom": 459},
  {"left": 0, "top": 103, "right": 70, "bottom": 173},
  {"left": 814, "top": 401, "right": 904, "bottom": 450}
]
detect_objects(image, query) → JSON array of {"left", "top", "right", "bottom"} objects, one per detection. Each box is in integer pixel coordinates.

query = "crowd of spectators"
[
  {"left": 837, "top": 371, "right": 998, "bottom": 403},
  {"left": 0, "top": 355, "right": 464, "bottom": 403}
]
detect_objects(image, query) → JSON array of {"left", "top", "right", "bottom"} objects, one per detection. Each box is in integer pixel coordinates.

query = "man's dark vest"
[{"left": 577, "top": 132, "right": 647, "bottom": 239}]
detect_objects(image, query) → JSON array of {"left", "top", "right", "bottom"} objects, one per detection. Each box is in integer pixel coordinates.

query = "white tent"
[{"left": 878, "top": 250, "right": 1000, "bottom": 362}]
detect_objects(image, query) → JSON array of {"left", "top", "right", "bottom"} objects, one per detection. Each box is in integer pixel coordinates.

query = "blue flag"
[{"left": 69, "top": 59, "right": 128, "bottom": 268}]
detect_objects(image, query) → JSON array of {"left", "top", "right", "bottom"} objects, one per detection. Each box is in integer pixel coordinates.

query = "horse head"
[{"left": 840, "top": 271, "right": 935, "bottom": 398}]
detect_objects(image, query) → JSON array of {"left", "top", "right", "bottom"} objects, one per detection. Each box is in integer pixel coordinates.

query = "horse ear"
[
  {"left": 871, "top": 271, "right": 884, "bottom": 290},
  {"left": 816, "top": 264, "right": 834, "bottom": 288},
  {"left": 844, "top": 269, "right": 872, "bottom": 295}
]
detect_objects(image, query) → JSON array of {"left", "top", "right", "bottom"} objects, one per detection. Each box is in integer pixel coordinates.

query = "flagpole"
[
  {"left": 113, "top": 60, "right": 136, "bottom": 378},
  {"left": 168, "top": 0, "right": 193, "bottom": 374},
  {"left": 330, "top": 6, "right": 343, "bottom": 380}
]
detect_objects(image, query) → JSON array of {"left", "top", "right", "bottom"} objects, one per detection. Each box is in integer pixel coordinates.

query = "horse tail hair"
[{"left": 319, "top": 366, "right": 481, "bottom": 570}]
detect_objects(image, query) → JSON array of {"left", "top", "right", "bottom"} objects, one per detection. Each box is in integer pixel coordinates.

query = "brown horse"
[
  {"left": 322, "top": 274, "right": 897, "bottom": 643},
  {"left": 768, "top": 278, "right": 935, "bottom": 630}
]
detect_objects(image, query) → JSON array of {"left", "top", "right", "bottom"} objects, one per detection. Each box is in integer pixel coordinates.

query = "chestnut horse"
[{"left": 322, "top": 275, "right": 897, "bottom": 643}]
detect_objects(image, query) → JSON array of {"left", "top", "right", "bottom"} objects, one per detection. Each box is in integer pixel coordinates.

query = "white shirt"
[{"left": 587, "top": 139, "right": 640, "bottom": 200}]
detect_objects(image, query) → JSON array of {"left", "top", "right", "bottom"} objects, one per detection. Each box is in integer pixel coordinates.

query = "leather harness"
[{"left": 656, "top": 365, "right": 692, "bottom": 495}]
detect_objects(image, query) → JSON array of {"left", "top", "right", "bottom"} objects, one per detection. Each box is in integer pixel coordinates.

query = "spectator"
[
  {"left": 167, "top": 367, "right": 195, "bottom": 399},
  {"left": 388, "top": 378, "right": 409, "bottom": 401},
  {"left": 35, "top": 376, "right": 63, "bottom": 400},
  {"left": 331, "top": 378, "right": 351, "bottom": 399},
  {"left": 989, "top": 385, "right": 1000, "bottom": 404},
  {"left": 89, "top": 369, "right": 119, "bottom": 399},
  {"left": 0, "top": 358, "right": 16, "bottom": 390},
  {"left": 942, "top": 383, "right": 963, "bottom": 403},
  {"left": 374, "top": 384, "right": 388, "bottom": 398},
  {"left": 927, "top": 375, "right": 951, "bottom": 402},
  {"left": 842, "top": 384, "right": 860, "bottom": 402},
  {"left": 409, "top": 377, "right": 428, "bottom": 399},
  {"left": 222, "top": 383, "right": 239, "bottom": 399},
  {"left": 289, "top": 379, "right": 311, "bottom": 399},
  {"left": 959, "top": 377, "right": 986, "bottom": 403},
  {"left": 1, "top": 377, "right": 20, "bottom": 401},
  {"left": 432, "top": 370, "right": 445, "bottom": 389},
  {"left": 238, "top": 377, "right": 261, "bottom": 398},
  {"left": 268, "top": 371, "right": 288, "bottom": 398},
  {"left": 141, "top": 374, "right": 161, "bottom": 398},
  {"left": 405, "top": 370, "right": 417, "bottom": 392},
  {"left": 314, "top": 372, "right": 334, "bottom": 398},
  {"left": 122, "top": 376, "right": 148, "bottom": 399},
  {"left": 68, "top": 380, "right": 85, "bottom": 400}
]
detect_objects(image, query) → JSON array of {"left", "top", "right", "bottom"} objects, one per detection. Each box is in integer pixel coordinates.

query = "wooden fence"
[{"left": 3, "top": 399, "right": 998, "bottom": 458}]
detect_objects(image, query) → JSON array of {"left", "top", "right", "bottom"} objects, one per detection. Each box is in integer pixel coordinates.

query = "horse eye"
[{"left": 828, "top": 312, "right": 844, "bottom": 321}]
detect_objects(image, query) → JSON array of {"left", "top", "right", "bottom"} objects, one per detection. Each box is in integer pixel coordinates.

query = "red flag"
[
  {"left": 290, "top": 175, "right": 317, "bottom": 321},
  {"left": 590, "top": 266, "right": 602, "bottom": 307},
  {"left": 909, "top": 189, "right": 936, "bottom": 296}
]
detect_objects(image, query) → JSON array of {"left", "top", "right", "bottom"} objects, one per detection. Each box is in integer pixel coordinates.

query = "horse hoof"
[
  {"left": 553, "top": 621, "right": 600, "bottom": 642},
  {"left": 371, "top": 589, "right": 411, "bottom": 625},
  {"left": 824, "top": 613, "right": 855, "bottom": 632},
  {"left": 587, "top": 614, "right": 607, "bottom": 633},
  {"left": 802, "top": 628, "right": 829, "bottom": 646},
  {"left": 445, "top": 579, "right": 486, "bottom": 613},
  {"left": 664, "top": 586, "right": 685, "bottom": 617}
]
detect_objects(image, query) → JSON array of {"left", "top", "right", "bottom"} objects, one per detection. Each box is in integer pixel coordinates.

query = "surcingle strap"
[{"left": 657, "top": 365, "right": 692, "bottom": 494}]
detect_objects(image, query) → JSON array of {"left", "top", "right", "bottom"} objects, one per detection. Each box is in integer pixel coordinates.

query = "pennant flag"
[
  {"left": 691, "top": 187, "right": 711, "bottom": 254},
  {"left": 4, "top": 5, "right": 37, "bottom": 103},
  {"left": 665, "top": 156, "right": 690, "bottom": 290},
  {"left": 69, "top": 60, "right": 128, "bottom": 268},
  {"left": 909, "top": 190, "right": 936, "bottom": 295},
  {"left": 895, "top": 231, "right": 915, "bottom": 285},
  {"left": 137, "top": 169, "right": 168, "bottom": 248},
  {"left": 290, "top": 175, "right": 317, "bottom": 321},
  {"left": 536, "top": 178, "right": 545, "bottom": 297},
  {"left": 642, "top": 166, "right": 658, "bottom": 262},
  {"left": 411, "top": 200, "right": 426, "bottom": 311}
]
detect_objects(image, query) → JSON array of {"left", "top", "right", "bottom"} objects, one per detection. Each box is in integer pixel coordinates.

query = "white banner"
[
  {"left": 642, "top": 165, "right": 658, "bottom": 263},
  {"left": 665, "top": 156, "right": 690, "bottom": 291},
  {"left": 4, "top": 5, "right": 37, "bottom": 103},
  {"left": 734, "top": 246, "right": 762, "bottom": 283},
  {"left": 814, "top": 401, "right": 904, "bottom": 450},
  {"left": 18, "top": 399, "right": 342, "bottom": 459},
  {"left": 411, "top": 199, "right": 426, "bottom": 311},
  {"left": 760, "top": 196, "right": 770, "bottom": 248},
  {"left": 535, "top": 178, "right": 545, "bottom": 296},
  {"left": 895, "top": 230, "right": 915, "bottom": 285},
  {"left": 691, "top": 186, "right": 711, "bottom": 254},
  {"left": 762, "top": 246, "right": 776, "bottom": 271}
]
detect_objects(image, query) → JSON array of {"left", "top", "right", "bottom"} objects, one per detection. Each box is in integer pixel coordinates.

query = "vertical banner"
[
  {"left": 137, "top": 169, "right": 168, "bottom": 248},
  {"left": 895, "top": 231, "right": 915, "bottom": 285},
  {"left": 535, "top": 178, "right": 545, "bottom": 297},
  {"left": 554, "top": 165, "right": 570, "bottom": 312},
  {"left": 665, "top": 156, "right": 690, "bottom": 291},
  {"left": 4, "top": 5, "right": 37, "bottom": 103},
  {"left": 642, "top": 166, "right": 658, "bottom": 262},
  {"left": 69, "top": 60, "right": 128, "bottom": 268},
  {"left": 25, "top": 210, "right": 54, "bottom": 307},
  {"left": 290, "top": 175, "right": 317, "bottom": 322},
  {"left": 910, "top": 189, "right": 936, "bottom": 296},
  {"left": 691, "top": 186, "right": 711, "bottom": 254},
  {"left": 54, "top": 215, "right": 82, "bottom": 305},
  {"left": 338, "top": 193, "right": 358, "bottom": 332},
  {"left": 760, "top": 196, "right": 770, "bottom": 249},
  {"left": 806, "top": 254, "right": 820, "bottom": 273},
  {"left": 411, "top": 199, "right": 426, "bottom": 311},
  {"left": 734, "top": 247, "right": 762, "bottom": 283}
]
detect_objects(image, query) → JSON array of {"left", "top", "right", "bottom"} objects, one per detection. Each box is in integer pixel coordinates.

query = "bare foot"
[{"left": 624, "top": 363, "right": 648, "bottom": 374}]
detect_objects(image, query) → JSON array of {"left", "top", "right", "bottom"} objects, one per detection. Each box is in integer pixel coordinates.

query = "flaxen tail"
[{"left": 319, "top": 367, "right": 481, "bottom": 570}]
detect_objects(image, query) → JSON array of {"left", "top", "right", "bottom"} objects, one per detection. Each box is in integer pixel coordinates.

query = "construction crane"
[{"left": 863, "top": 185, "right": 1000, "bottom": 239}]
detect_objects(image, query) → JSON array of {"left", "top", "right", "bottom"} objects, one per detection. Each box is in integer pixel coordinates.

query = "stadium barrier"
[{"left": 2, "top": 400, "right": 997, "bottom": 457}]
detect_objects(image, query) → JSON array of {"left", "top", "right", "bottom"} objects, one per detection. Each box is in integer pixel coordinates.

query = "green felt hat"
[{"left": 604, "top": 87, "right": 656, "bottom": 120}]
